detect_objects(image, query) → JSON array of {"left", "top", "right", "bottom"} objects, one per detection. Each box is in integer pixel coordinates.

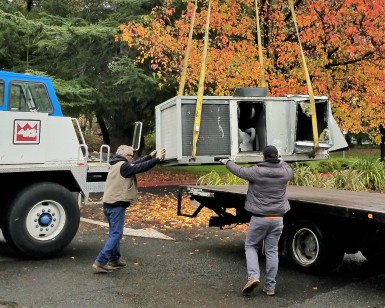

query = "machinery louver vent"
[{"left": 181, "top": 103, "right": 230, "bottom": 156}]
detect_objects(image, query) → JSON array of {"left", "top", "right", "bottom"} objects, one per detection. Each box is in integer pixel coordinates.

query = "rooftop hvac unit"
[{"left": 155, "top": 92, "right": 348, "bottom": 165}]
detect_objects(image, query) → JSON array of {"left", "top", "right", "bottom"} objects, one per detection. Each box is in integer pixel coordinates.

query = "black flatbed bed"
[{"left": 181, "top": 185, "right": 385, "bottom": 224}]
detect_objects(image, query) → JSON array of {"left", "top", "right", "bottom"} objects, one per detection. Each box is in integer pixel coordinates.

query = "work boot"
[
  {"left": 92, "top": 262, "right": 115, "bottom": 273},
  {"left": 262, "top": 287, "right": 275, "bottom": 296},
  {"left": 242, "top": 278, "right": 260, "bottom": 294},
  {"left": 108, "top": 259, "right": 127, "bottom": 269}
]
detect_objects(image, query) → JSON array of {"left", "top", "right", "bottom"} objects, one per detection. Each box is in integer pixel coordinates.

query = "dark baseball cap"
[{"left": 263, "top": 145, "right": 279, "bottom": 162}]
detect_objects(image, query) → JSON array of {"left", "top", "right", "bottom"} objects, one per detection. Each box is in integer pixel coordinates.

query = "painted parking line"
[{"left": 80, "top": 217, "right": 174, "bottom": 240}]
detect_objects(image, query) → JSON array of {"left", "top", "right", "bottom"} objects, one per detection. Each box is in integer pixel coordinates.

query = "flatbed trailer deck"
[{"left": 177, "top": 185, "right": 385, "bottom": 274}]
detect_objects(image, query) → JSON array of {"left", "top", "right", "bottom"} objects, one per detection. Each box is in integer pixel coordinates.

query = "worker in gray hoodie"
[{"left": 220, "top": 145, "right": 293, "bottom": 296}]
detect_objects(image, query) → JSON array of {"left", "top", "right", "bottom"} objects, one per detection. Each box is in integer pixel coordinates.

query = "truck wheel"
[
  {"left": 2, "top": 182, "right": 80, "bottom": 258},
  {"left": 287, "top": 220, "right": 344, "bottom": 274}
]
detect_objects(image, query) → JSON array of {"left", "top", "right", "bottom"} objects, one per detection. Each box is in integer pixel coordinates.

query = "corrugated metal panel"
[{"left": 181, "top": 103, "right": 230, "bottom": 156}]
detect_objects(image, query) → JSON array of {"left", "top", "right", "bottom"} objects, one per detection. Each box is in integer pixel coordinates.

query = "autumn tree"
[{"left": 119, "top": 0, "right": 385, "bottom": 143}]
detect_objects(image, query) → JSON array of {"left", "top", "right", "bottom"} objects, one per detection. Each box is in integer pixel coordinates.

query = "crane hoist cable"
[
  {"left": 178, "top": 0, "right": 198, "bottom": 96},
  {"left": 255, "top": 0, "right": 266, "bottom": 88},
  {"left": 191, "top": 0, "right": 212, "bottom": 160},
  {"left": 288, "top": 0, "right": 319, "bottom": 157}
]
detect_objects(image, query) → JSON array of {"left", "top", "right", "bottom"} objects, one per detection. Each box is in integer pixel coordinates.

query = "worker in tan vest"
[{"left": 93, "top": 145, "right": 166, "bottom": 273}]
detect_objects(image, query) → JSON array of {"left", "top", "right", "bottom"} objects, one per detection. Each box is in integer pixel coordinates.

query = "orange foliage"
[{"left": 119, "top": 0, "right": 385, "bottom": 142}]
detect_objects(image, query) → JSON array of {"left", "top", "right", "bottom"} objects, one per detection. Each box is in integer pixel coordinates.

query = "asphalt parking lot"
[
  {"left": 1, "top": 224, "right": 385, "bottom": 308},
  {"left": 1, "top": 186, "right": 385, "bottom": 308}
]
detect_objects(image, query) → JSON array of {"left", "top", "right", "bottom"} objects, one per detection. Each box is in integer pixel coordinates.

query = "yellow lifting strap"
[
  {"left": 178, "top": 0, "right": 198, "bottom": 96},
  {"left": 255, "top": 0, "right": 266, "bottom": 87},
  {"left": 191, "top": 0, "right": 212, "bottom": 160},
  {"left": 288, "top": 0, "right": 319, "bottom": 157}
]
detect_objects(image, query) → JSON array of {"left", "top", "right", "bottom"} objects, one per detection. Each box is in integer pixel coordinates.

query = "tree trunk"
[{"left": 96, "top": 113, "right": 110, "bottom": 146}]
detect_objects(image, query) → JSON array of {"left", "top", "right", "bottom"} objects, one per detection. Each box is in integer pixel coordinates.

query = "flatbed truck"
[
  {"left": 177, "top": 184, "right": 385, "bottom": 274},
  {"left": 0, "top": 71, "right": 141, "bottom": 258}
]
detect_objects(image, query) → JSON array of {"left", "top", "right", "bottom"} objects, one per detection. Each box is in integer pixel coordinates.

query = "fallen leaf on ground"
[{"left": 80, "top": 169, "right": 248, "bottom": 234}]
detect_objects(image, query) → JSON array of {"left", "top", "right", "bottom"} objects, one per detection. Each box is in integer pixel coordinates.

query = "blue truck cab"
[{"left": 0, "top": 71, "right": 63, "bottom": 116}]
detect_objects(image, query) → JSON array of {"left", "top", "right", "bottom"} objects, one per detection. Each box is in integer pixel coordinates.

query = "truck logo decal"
[{"left": 13, "top": 120, "right": 41, "bottom": 144}]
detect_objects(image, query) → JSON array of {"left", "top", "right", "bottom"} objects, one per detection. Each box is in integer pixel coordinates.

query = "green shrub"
[
  {"left": 350, "top": 159, "right": 385, "bottom": 191},
  {"left": 317, "top": 160, "right": 338, "bottom": 173},
  {"left": 85, "top": 134, "right": 103, "bottom": 152},
  {"left": 197, "top": 171, "right": 223, "bottom": 185},
  {"left": 315, "top": 158, "right": 351, "bottom": 173},
  {"left": 143, "top": 131, "right": 156, "bottom": 153},
  {"left": 290, "top": 161, "right": 370, "bottom": 191},
  {"left": 330, "top": 169, "right": 367, "bottom": 191},
  {"left": 195, "top": 156, "right": 385, "bottom": 192},
  {"left": 197, "top": 171, "right": 247, "bottom": 185},
  {"left": 290, "top": 163, "right": 323, "bottom": 187}
]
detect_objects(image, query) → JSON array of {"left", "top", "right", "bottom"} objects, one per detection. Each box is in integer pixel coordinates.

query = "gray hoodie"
[{"left": 225, "top": 160, "right": 293, "bottom": 216}]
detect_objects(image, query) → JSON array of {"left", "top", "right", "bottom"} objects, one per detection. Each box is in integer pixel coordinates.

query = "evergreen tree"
[{"left": 0, "top": 0, "right": 166, "bottom": 150}]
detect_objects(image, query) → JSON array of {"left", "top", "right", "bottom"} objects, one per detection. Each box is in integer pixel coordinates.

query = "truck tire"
[
  {"left": 2, "top": 182, "right": 80, "bottom": 258},
  {"left": 287, "top": 220, "right": 344, "bottom": 274}
]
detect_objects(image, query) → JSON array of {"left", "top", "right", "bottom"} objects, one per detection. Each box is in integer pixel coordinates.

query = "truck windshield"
[{"left": 9, "top": 82, "right": 53, "bottom": 114}]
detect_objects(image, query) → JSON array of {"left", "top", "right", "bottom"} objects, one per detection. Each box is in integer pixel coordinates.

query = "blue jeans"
[
  {"left": 95, "top": 206, "right": 126, "bottom": 265},
  {"left": 245, "top": 216, "right": 284, "bottom": 291}
]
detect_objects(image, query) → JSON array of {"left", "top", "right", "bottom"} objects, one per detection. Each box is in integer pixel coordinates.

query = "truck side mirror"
[{"left": 132, "top": 121, "right": 142, "bottom": 151}]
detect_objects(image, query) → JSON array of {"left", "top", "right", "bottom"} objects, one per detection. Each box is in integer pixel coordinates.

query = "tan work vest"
[{"left": 102, "top": 161, "right": 138, "bottom": 204}]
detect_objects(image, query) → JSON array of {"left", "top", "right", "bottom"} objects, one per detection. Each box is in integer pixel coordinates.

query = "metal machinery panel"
[
  {"left": 265, "top": 99, "right": 294, "bottom": 155},
  {"left": 159, "top": 103, "right": 178, "bottom": 158}
]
